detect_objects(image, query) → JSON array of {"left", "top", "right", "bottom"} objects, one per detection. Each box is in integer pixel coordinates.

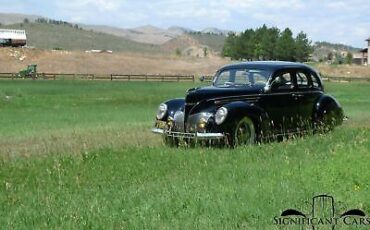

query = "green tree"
[
  {"left": 238, "top": 29, "right": 255, "bottom": 60},
  {"left": 327, "top": 52, "right": 334, "bottom": 62},
  {"left": 345, "top": 52, "right": 353, "bottom": 64},
  {"left": 334, "top": 53, "right": 344, "bottom": 64},
  {"left": 275, "top": 28, "right": 296, "bottom": 61},
  {"left": 23, "top": 18, "right": 29, "bottom": 23},
  {"left": 252, "top": 25, "right": 280, "bottom": 60},
  {"left": 222, "top": 32, "right": 238, "bottom": 59},
  {"left": 222, "top": 26, "right": 311, "bottom": 62},
  {"left": 254, "top": 25, "right": 268, "bottom": 60},
  {"left": 175, "top": 48, "right": 181, "bottom": 56},
  {"left": 263, "top": 27, "right": 280, "bottom": 60},
  {"left": 294, "top": 31, "right": 312, "bottom": 62},
  {"left": 203, "top": 47, "right": 208, "bottom": 57}
]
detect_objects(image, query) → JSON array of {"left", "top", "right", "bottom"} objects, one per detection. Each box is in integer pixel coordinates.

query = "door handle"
[{"left": 292, "top": 93, "right": 304, "bottom": 98}]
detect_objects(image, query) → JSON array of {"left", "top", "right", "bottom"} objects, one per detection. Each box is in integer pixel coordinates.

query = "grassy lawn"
[{"left": 0, "top": 80, "right": 369, "bottom": 229}]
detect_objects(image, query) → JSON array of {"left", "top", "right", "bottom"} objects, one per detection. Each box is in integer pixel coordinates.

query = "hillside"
[
  {"left": 79, "top": 24, "right": 181, "bottom": 45},
  {"left": 0, "top": 13, "right": 42, "bottom": 25},
  {"left": 187, "top": 32, "right": 226, "bottom": 53},
  {"left": 2, "top": 23, "right": 162, "bottom": 54},
  {"left": 1, "top": 21, "right": 225, "bottom": 56},
  {"left": 312, "top": 41, "right": 360, "bottom": 61}
]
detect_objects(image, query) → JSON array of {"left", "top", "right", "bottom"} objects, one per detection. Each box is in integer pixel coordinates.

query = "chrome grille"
[{"left": 173, "top": 111, "right": 185, "bottom": 132}]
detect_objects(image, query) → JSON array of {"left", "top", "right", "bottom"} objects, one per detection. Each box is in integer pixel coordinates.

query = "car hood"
[{"left": 185, "top": 85, "right": 263, "bottom": 104}]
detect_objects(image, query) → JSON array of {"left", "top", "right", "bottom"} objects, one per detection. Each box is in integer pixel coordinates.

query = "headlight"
[
  {"left": 156, "top": 103, "right": 167, "bottom": 119},
  {"left": 215, "top": 107, "right": 228, "bottom": 125},
  {"left": 198, "top": 117, "right": 208, "bottom": 129}
]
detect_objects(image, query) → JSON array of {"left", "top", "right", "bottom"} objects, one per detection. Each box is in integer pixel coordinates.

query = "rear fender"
[{"left": 313, "top": 95, "right": 344, "bottom": 125}]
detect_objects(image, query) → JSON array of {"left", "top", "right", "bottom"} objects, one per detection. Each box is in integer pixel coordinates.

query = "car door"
[
  {"left": 261, "top": 69, "right": 300, "bottom": 134},
  {"left": 294, "top": 69, "right": 323, "bottom": 130}
]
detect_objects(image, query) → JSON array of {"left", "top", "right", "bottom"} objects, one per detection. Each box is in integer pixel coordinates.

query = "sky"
[{"left": 1, "top": 0, "right": 369, "bottom": 47}]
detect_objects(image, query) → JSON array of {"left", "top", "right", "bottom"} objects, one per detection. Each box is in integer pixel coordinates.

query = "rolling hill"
[
  {"left": 2, "top": 23, "right": 162, "bottom": 53},
  {"left": 79, "top": 24, "right": 182, "bottom": 45},
  {"left": 0, "top": 13, "right": 42, "bottom": 25},
  {"left": 312, "top": 41, "right": 360, "bottom": 61},
  {"left": 187, "top": 32, "right": 226, "bottom": 53}
]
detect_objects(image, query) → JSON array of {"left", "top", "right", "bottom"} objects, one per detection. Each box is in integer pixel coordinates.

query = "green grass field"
[{"left": 0, "top": 80, "right": 369, "bottom": 229}]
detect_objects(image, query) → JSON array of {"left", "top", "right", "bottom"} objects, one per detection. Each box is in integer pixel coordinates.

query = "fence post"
[
  {"left": 110, "top": 74, "right": 113, "bottom": 81},
  {"left": 54, "top": 74, "right": 56, "bottom": 80},
  {"left": 145, "top": 74, "right": 148, "bottom": 82},
  {"left": 192, "top": 75, "right": 195, "bottom": 82},
  {"left": 11, "top": 73, "right": 14, "bottom": 80}
]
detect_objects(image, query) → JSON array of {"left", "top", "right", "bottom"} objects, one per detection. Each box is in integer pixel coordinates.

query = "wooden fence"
[
  {"left": 0, "top": 73, "right": 195, "bottom": 82},
  {"left": 0, "top": 72, "right": 370, "bottom": 83}
]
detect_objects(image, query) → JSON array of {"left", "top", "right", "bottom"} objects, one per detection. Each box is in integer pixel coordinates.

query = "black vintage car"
[{"left": 152, "top": 61, "right": 344, "bottom": 146}]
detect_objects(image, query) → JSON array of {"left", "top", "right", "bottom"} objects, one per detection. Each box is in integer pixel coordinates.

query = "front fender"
[
  {"left": 161, "top": 98, "right": 185, "bottom": 121},
  {"left": 220, "top": 101, "right": 271, "bottom": 137}
]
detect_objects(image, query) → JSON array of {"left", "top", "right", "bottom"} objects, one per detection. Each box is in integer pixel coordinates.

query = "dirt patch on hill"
[{"left": 0, "top": 47, "right": 229, "bottom": 75}]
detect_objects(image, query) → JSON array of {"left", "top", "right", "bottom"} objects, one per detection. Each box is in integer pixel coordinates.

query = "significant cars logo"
[{"left": 273, "top": 195, "right": 370, "bottom": 229}]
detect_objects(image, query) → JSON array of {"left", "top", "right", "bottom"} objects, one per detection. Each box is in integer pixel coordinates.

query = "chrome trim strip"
[
  {"left": 208, "top": 90, "right": 322, "bottom": 102},
  {"left": 196, "top": 133, "right": 224, "bottom": 138},
  {"left": 151, "top": 128, "right": 224, "bottom": 139}
]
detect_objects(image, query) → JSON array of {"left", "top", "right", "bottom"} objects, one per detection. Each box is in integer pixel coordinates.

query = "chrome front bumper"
[{"left": 151, "top": 128, "right": 224, "bottom": 140}]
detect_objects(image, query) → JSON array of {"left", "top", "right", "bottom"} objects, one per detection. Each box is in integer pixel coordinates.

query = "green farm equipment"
[{"left": 17, "top": 64, "right": 38, "bottom": 79}]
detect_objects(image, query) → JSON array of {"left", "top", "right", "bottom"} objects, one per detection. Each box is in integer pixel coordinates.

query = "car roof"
[{"left": 219, "top": 61, "right": 318, "bottom": 73}]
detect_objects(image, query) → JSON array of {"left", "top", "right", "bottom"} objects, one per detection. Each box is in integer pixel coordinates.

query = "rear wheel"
[{"left": 229, "top": 116, "right": 256, "bottom": 147}]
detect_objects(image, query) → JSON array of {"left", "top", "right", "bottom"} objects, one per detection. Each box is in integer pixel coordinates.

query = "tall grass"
[{"left": 0, "top": 80, "right": 369, "bottom": 229}]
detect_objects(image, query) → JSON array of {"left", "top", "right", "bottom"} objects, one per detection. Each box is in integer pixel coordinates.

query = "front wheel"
[{"left": 228, "top": 116, "right": 256, "bottom": 147}]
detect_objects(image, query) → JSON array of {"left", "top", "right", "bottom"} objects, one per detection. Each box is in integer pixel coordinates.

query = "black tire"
[{"left": 228, "top": 116, "right": 256, "bottom": 147}]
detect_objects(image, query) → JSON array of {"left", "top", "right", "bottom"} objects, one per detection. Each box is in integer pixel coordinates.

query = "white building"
[
  {"left": 353, "top": 38, "right": 370, "bottom": 66},
  {"left": 0, "top": 29, "right": 27, "bottom": 47}
]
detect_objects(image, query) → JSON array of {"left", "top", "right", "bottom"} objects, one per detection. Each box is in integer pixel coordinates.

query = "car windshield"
[{"left": 213, "top": 68, "right": 271, "bottom": 87}]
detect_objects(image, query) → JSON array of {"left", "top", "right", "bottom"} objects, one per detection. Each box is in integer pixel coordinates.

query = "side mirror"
[{"left": 199, "top": 76, "right": 205, "bottom": 82}]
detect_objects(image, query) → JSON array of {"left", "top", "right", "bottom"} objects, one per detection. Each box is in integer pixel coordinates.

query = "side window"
[
  {"left": 252, "top": 72, "right": 269, "bottom": 85},
  {"left": 272, "top": 71, "right": 294, "bottom": 90},
  {"left": 311, "top": 73, "right": 321, "bottom": 89},
  {"left": 234, "top": 70, "right": 250, "bottom": 85},
  {"left": 216, "top": 70, "right": 230, "bottom": 85},
  {"left": 296, "top": 71, "right": 311, "bottom": 88}
]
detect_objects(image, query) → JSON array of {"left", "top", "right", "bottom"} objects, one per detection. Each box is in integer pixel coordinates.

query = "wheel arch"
[
  {"left": 313, "top": 94, "right": 344, "bottom": 125},
  {"left": 220, "top": 101, "right": 271, "bottom": 139},
  {"left": 160, "top": 98, "right": 185, "bottom": 121}
]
